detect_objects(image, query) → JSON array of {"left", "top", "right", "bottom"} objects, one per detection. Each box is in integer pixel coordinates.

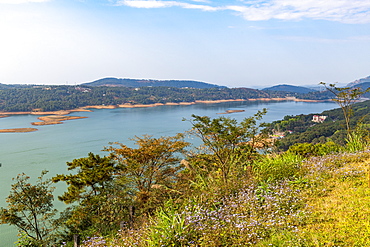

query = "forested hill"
[
  {"left": 271, "top": 99, "right": 370, "bottom": 150},
  {"left": 82, "top": 77, "right": 226, "bottom": 89},
  {"left": 0, "top": 83, "right": 336, "bottom": 112},
  {"left": 0, "top": 86, "right": 278, "bottom": 112},
  {"left": 263, "top": 84, "right": 316, "bottom": 94}
]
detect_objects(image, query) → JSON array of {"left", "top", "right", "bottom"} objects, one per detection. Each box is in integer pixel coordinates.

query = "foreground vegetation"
[{"left": 1, "top": 99, "right": 370, "bottom": 246}]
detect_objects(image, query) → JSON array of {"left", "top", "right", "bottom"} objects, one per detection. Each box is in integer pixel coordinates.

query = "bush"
[
  {"left": 252, "top": 152, "right": 303, "bottom": 183},
  {"left": 287, "top": 141, "right": 342, "bottom": 158}
]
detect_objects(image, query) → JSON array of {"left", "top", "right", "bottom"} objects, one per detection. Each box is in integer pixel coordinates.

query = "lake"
[{"left": 0, "top": 100, "right": 337, "bottom": 246}]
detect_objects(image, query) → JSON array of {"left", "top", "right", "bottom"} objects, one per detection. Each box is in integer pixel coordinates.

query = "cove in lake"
[{"left": 0, "top": 100, "right": 337, "bottom": 246}]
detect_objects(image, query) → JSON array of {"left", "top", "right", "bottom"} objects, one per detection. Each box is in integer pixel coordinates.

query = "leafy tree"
[
  {"left": 0, "top": 171, "right": 57, "bottom": 246},
  {"left": 53, "top": 152, "right": 117, "bottom": 204},
  {"left": 105, "top": 134, "right": 190, "bottom": 214},
  {"left": 52, "top": 153, "right": 128, "bottom": 235},
  {"left": 320, "top": 82, "right": 370, "bottom": 136},
  {"left": 185, "top": 109, "right": 269, "bottom": 185}
]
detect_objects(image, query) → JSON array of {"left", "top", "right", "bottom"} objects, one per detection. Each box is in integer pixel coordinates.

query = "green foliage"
[
  {"left": 0, "top": 171, "right": 57, "bottom": 246},
  {"left": 320, "top": 81, "right": 370, "bottom": 136},
  {"left": 345, "top": 123, "right": 370, "bottom": 152},
  {"left": 186, "top": 109, "right": 269, "bottom": 186},
  {"left": 253, "top": 152, "right": 304, "bottom": 183},
  {"left": 15, "top": 231, "right": 42, "bottom": 247},
  {"left": 271, "top": 100, "right": 370, "bottom": 150},
  {"left": 0, "top": 84, "right": 334, "bottom": 112},
  {"left": 7, "top": 102, "right": 370, "bottom": 246},
  {"left": 287, "top": 141, "right": 342, "bottom": 158},
  {"left": 106, "top": 134, "right": 190, "bottom": 214},
  {"left": 53, "top": 153, "right": 118, "bottom": 204},
  {"left": 52, "top": 153, "right": 128, "bottom": 237},
  {"left": 147, "top": 201, "right": 193, "bottom": 247}
]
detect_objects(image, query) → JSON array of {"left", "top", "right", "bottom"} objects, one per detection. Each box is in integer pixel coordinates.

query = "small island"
[
  {"left": 217, "top": 109, "right": 246, "bottom": 114},
  {"left": 0, "top": 128, "right": 38, "bottom": 133},
  {"left": 32, "top": 115, "right": 87, "bottom": 126}
]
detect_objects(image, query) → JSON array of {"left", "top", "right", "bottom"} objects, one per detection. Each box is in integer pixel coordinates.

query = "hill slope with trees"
[
  {"left": 82, "top": 77, "right": 226, "bottom": 89},
  {"left": 270, "top": 99, "right": 370, "bottom": 150},
  {"left": 0, "top": 85, "right": 329, "bottom": 112},
  {"left": 262, "top": 84, "right": 317, "bottom": 94}
]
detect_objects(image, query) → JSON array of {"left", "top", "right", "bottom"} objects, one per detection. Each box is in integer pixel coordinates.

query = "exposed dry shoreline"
[
  {"left": 0, "top": 128, "right": 38, "bottom": 133},
  {"left": 0, "top": 97, "right": 330, "bottom": 116},
  {"left": 0, "top": 98, "right": 330, "bottom": 133},
  {"left": 31, "top": 116, "right": 88, "bottom": 126}
]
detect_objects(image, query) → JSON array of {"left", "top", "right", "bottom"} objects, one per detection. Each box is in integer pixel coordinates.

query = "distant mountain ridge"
[
  {"left": 347, "top": 75, "right": 370, "bottom": 87},
  {"left": 262, "top": 84, "right": 317, "bottom": 94},
  {"left": 349, "top": 81, "right": 370, "bottom": 98},
  {"left": 82, "top": 77, "right": 226, "bottom": 89}
]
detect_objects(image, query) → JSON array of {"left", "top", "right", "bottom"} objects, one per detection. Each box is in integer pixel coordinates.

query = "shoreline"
[
  {"left": 0, "top": 128, "right": 38, "bottom": 133},
  {"left": 0, "top": 97, "right": 332, "bottom": 116},
  {"left": 0, "top": 98, "right": 331, "bottom": 132},
  {"left": 31, "top": 115, "right": 88, "bottom": 126}
]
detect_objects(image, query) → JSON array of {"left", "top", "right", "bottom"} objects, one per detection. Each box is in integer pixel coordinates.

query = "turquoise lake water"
[{"left": 0, "top": 100, "right": 337, "bottom": 246}]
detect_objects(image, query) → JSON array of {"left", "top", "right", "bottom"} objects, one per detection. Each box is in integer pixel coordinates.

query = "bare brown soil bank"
[
  {"left": 32, "top": 116, "right": 87, "bottom": 126},
  {"left": 0, "top": 128, "right": 38, "bottom": 133},
  {"left": 0, "top": 109, "right": 92, "bottom": 116}
]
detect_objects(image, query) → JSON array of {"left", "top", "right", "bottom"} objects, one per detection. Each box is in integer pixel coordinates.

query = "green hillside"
[
  {"left": 82, "top": 77, "right": 226, "bottom": 89},
  {"left": 270, "top": 100, "right": 370, "bottom": 150},
  {"left": 263, "top": 84, "right": 317, "bottom": 94}
]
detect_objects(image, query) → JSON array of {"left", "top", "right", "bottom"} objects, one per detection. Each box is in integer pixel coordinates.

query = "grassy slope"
[
  {"left": 263, "top": 151, "right": 370, "bottom": 246},
  {"left": 80, "top": 150, "right": 370, "bottom": 246},
  {"left": 300, "top": 151, "right": 370, "bottom": 246}
]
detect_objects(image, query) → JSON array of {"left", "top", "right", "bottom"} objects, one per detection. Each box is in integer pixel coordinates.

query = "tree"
[
  {"left": 52, "top": 153, "right": 128, "bottom": 235},
  {"left": 105, "top": 134, "right": 189, "bottom": 214},
  {"left": 320, "top": 82, "right": 370, "bottom": 136},
  {"left": 53, "top": 152, "right": 118, "bottom": 204},
  {"left": 185, "top": 109, "right": 270, "bottom": 185},
  {"left": 0, "top": 171, "right": 57, "bottom": 246}
]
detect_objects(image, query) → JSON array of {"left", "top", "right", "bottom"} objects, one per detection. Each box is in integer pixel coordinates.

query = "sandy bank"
[
  {"left": 0, "top": 128, "right": 38, "bottom": 133},
  {"left": 82, "top": 105, "right": 117, "bottom": 109},
  {"left": 32, "top": 116, "right": 87, "bottom": 126},
  {"left": 0, "top": 98, "right": 332, "bottom": 132},
  {"left": 0, "top": 109, "right": 92, "bottom": 116},
  {"left": 0, "top": 97, "right": 332, "bottom": 122},
  {"left": 217, "top": 110, "right": 246, "bottom": 114},
  {"left": 0, "top": 98, "right": 331, "bottom": 117},
  {"left": 248, "top": 98, "right": 330, "bottom": 103},
  {"left": 196, "top": 99, "right": 246, "bottom": 104}
]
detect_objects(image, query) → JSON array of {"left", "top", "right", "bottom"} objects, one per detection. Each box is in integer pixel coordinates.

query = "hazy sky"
[{"left": 1, "top": 0, "right": 370, "bottom": 87}]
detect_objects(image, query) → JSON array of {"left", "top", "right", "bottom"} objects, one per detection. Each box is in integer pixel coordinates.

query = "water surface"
[{"left": 0, "top": 100, "right": 337, "bottom": 246}]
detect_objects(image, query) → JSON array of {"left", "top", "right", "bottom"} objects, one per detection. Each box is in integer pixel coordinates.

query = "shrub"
[
  {"left": 252, "top": 152, "right": 304, "bottom": 183},
  {"left": 287, "top": 141, "right": 342, "bottom": 158}
]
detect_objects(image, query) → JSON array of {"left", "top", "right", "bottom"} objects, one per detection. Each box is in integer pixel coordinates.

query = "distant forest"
[
  {"left": 0, "top": 85, "right": 332, "bottom": 112},
  {"left": 270, "top": 99, "right": 370, "bottom": 150}
]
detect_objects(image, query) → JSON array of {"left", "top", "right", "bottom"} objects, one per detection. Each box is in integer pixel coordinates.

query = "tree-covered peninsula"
[{"left": 0, "top": 85, "right": 331, "bottom": 112}]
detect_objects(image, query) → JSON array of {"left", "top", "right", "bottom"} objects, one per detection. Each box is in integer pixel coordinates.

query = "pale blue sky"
[{"left": 1, "top": 0, "right": 370, "bottom": 87}]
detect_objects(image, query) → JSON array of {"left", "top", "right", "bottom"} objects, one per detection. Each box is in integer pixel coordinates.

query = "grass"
[
  {"left": 298, "top": 151, "right": 370, "bottom": 246},
  {"left": 79, "top": 150, "right": 370, "bottom": 247}
]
